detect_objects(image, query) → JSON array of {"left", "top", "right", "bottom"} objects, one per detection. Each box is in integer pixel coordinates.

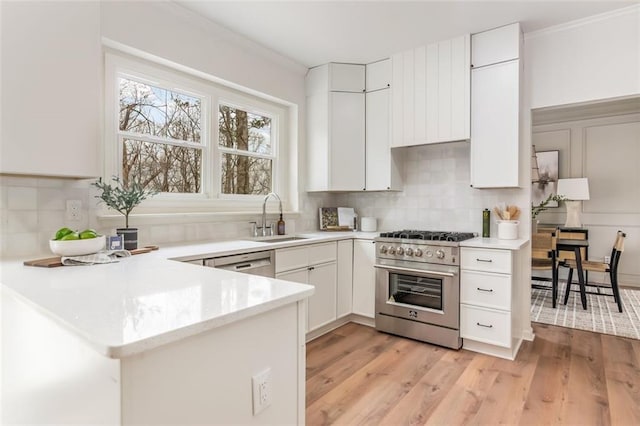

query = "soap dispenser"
[{"left": 277, "top": 214, "right": 285, "bottom": 235}]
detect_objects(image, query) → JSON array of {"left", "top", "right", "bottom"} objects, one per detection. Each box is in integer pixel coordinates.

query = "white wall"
[
  {"left": 0, "top": 1, "right": 333, "bottom": 259},
  {"left": 335, "top": 142, "right": 529, "bottom": 238},
  {"left": 525, "top": 5, "right": 640, "bottom": 109}
]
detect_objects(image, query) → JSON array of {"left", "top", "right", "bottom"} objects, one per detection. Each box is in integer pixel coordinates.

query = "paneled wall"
[{"left": 533, "top": 106, "right": 640, "bottom": 286}]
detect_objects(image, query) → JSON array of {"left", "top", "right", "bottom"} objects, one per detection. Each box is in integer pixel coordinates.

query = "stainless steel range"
[{"left": 374, "top": 230, "right": 476, "bottom": 349}]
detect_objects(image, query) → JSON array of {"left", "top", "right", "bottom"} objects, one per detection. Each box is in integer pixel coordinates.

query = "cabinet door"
[
  {"left": 471, "top": 23, "right": 520, "bottom": 68},
  {"left": 329, "top": 63, "right": 365, "bottom": 92},
  {"left": 330, "top": 92, "right": 365, "bottom": 190},
  {"left": 276, "top": 268, "right": 310, "bottom": 332},
  {"left": 366, "top": 59, "right": 391, "bottom": 92},
  {"left": 1, "top": 2, "right": 100, "bottom": 177},
  {"left": 390, "top": 52, "right": 404, "bottom": 148},
  {"left": 352, "top": 240, "right": 376, "bottom": 318},
  {"left": 336, "top": 240, "right": 353, "bottom": 318},
  {"left": 366, "top": 89, "right": 392, "bottom": 191},
  {"left": 308, "top": 263, "right": 338, "bottom": 331},
  {"left": 470, "top": 60, "right": 520, "bottom": 188}
]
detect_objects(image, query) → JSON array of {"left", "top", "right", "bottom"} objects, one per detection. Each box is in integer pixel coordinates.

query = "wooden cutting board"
[{"left": 23, "top": 245, "right": 159, "bottom": 268}]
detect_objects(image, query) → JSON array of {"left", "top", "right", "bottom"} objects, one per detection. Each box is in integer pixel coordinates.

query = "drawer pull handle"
[
  {"left": 477, "top": 287, "right": 493, "bottom": 293},
  {"left": 477, "top": 322, "right": 493, "bottom": 328},
  {"left": 476, "top": 258, "right": 493, "bottom": 263}
]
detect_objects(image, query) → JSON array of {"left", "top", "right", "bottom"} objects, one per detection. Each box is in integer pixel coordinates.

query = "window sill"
[{"left": 96, "top": 210, "right": 301, "bottom": 227}]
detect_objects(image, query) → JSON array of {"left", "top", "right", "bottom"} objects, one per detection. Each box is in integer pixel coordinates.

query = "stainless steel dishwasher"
[{"left": 204, "top": 250, "right": 275, "bottom": 278}]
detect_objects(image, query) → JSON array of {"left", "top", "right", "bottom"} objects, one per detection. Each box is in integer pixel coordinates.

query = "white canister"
[
  {"left": 360, "top": 217, "right": 377, "bottom": 232},
  {"left": 497, "top": 220, "right": 519, "bottom": 240}
]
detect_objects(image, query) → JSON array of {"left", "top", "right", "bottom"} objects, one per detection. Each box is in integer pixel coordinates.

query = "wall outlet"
[
  {"left": 66, "top": 200, "right": 82, "bottom": 222},
  {"left": 604, "top": 255, "right": 611, "bottom": 264},
  {"left": 252, "top": 368, "right": 272, "bottom": 415}
]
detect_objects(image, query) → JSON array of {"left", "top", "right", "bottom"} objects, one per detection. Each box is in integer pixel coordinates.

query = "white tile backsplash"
[{"left": 7, "top": 187, "right": 38, "bottom": 210}]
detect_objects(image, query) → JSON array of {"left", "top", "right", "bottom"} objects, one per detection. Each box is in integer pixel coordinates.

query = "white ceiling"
[{"left": 175, "top": 1, "right": 636, "bottom": 68}]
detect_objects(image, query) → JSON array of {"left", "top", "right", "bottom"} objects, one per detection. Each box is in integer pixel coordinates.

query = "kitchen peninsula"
[{"left": 1, "top": 240, "right": 315, "bottom": 425}]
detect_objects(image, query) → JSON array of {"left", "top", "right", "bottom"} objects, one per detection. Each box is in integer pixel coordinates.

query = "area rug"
[{"left": 531, "top": 280, "right": 640, "bottom": 340}]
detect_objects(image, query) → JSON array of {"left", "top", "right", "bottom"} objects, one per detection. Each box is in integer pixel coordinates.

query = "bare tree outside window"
[
  {"left": 219, "top": 104, "right": 273, "bottom": 195},
  {"left": 119, "top": 78, "right": 203, "bottom": 193}
]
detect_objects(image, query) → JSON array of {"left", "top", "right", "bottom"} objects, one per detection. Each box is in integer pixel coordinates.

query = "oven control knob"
[
  {"left": 388, "top": 246, "right": 396, "bottom": 255},
  {"left": 396, "top": 247, "right": 405, "bottom": 255},
  {"left": 436, "top": 249, "right": 446, "bottom": 259},
  {"left": 425, "top": 251, "right": 433, "bottom": 258},
  {"left": 414, "top": 249, "right": 423, "bottom": 257},
  {"left": 405, "top": 248, "right": 414, "bottom": 256},
  {"left": 379, "top": 245, "right": 388, "bottom": 254}
]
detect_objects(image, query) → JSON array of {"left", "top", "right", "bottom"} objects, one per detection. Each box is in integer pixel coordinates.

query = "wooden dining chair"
[
  {"left": 531, "top": 230, "right": 558, "bottom": 308},
  {"left": 559, "top": 230, "right": 626, "bottom": 312}
]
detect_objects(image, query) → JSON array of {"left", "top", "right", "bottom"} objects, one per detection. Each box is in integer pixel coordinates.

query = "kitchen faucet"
[{"left": 259, "top": 192, "right": 282, "bottom": 237}]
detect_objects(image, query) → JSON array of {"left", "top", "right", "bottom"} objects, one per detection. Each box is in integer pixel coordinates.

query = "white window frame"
[{"left": 104, "top": 51, "right": 290, "bottom": 214}]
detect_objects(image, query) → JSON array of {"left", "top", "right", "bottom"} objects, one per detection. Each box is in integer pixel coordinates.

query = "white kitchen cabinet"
[
  {"left": 276, "top": 242, "right": 338, "bottom": 332},
  {"left": 307, "top": 60, "right": 402, "bottom": 192},
  {"left": 352, "top": 239, "right": 376, "bottom": 318},
  {"left": 306, "top": 64, "right": 366, "bottom": 191},
  {"left": 366, "top": 59, "right": 391, "bottom": 91},
  {"left": 391, "top": 35, "right": 470, "bottom": 147},
  {"left": 471, "top": 23, "right": 520, "bottom": 68},
  {"left": 336, "top": 240, "right": 354, "bottom": 319},
  {"left": 365, "top": 82, "right": 403, "bottom": 191},
  {"left": 0, "top": 1, "right": 101, "bottom": 178},
  {"left": 460, "top": 246, "right": 523, "bottom": 360},
  {"left": 470, "top": 23, "right": 522, "bottom": 189},
  {"left": 329, "top": 63, "right": 365, "bottom": 92}
]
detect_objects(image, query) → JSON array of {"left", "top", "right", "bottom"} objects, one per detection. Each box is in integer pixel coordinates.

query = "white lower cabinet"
[
  {"left": 460, "top": 246, "right": 523, "bottom": 360},
  {"left": 352, "top": 239, "right": 376, "bottom": 318},
  {"left": 276, "top": 242, "right": 338, "bottom": 332}
]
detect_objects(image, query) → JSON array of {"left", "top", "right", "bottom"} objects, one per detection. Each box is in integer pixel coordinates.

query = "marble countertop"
[{"left": 1, "top": 231, "right": 376, "bottom": 359}]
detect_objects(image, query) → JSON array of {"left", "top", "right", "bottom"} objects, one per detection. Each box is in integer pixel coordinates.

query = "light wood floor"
[{"left": 306, "top": 322, "right": 640, "bottom": 425}]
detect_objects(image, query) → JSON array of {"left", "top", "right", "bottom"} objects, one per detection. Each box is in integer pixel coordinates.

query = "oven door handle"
[{"left": 374, "top": 264, "right": 456, "bottom": 278}]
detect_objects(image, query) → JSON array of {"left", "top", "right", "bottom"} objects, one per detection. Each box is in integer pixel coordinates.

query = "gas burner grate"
[{"left": 379, "top": 230, "right": 475, "bottom": 242}]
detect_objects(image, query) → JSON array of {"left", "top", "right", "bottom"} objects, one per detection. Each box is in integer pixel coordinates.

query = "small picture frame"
[{"left": 108, "top": 235, "right": 124, "bottom": 251}]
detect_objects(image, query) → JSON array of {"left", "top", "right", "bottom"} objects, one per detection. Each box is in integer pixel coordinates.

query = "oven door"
[{"left": 375, "top": 260, "right": 459, "bottom": 330}]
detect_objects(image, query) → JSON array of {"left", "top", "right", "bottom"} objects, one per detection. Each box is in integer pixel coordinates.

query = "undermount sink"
[{"left": 250, "top": 236, "right": 310, "bottom": 243}]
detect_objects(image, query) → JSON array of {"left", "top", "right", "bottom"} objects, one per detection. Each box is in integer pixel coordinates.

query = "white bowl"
[{"left": 49, "top": 235, "right": 106, "bottom": 256}]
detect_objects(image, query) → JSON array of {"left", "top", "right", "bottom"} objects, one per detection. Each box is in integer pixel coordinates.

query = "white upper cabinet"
[
  {"left": 306, "top": 63, "right": 366, "bottom": 191},
  {"left": 391, "top": 35, "right": 471, "bottom": 148},
  {"left": 329, "top": 63, "right": 365, "bottom": 92},
  {"left": 470, "top": 23, "right": 522, "bottom": 188},
  {"left": 366, "top": 59, "right": 391, "bottom": 92},
  {"left": 471, "top": 23, "right": 520, "bottom": 68},
  {"left": 306, "top": 60, "right": 401, "bottom": 192},
  {"left": 0, "top": 2, "right": 101, "bottom": 178},
  {"left": 365, "top": 59, "right": 402, "bottom": 191}
]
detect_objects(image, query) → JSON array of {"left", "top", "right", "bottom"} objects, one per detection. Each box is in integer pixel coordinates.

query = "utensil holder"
[{"left": 497, "top": 220, "right": 519, "bottom": 240}]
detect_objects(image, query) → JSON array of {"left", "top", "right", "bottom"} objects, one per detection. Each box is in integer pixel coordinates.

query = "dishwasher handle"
[{"left": 215, "top": 258, "right": 272, "bottom": 272}]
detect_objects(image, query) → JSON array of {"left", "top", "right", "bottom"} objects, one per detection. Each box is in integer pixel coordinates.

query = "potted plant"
[
  {"left": 92, "top": 176, "right": 158, "bottom": 250},
  {"left": 531, "top": 193, "right": 565, "bottom": 233}
]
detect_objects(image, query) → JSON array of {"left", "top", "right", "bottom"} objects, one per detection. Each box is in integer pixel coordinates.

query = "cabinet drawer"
[
  {"left": 308, "top": 242, "right": 337, "bottom": 265},
  {"left": 461, "top": 247, "right": 511, "bottom": 274},
  {"left": 461, "top": 305, "right": 511, "bottom": 347},
  {"left": 275, "top": 247, "right": 308, "bottom": 273},
  {"left": 461, "top": 270, "right": 511, "bottom": 310}
]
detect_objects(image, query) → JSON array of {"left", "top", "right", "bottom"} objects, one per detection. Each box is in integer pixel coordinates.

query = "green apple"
[
  {"left": 60, "top": 232, "right": 80, "bottom": 241},
  {"left": 79, "top": 229, "right": 98, "bottom": 239},
  {"left": 54, "top": 227, "right": 74, "bottom": 240}
]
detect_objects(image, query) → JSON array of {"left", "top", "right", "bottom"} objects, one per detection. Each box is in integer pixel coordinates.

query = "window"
[
  {"left": 118, "top": 77, "right": 205, "bottom": 193},
  {"left": 105, "top": 52, "right": 290, "bottom": 213},
  {"left": 218, "top": 103, "right": 274, "bottom": 196}
]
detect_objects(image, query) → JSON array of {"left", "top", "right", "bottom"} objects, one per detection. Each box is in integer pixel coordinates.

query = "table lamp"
[{"left": 556, "top": 178, "right": 590, "bottom": 227}]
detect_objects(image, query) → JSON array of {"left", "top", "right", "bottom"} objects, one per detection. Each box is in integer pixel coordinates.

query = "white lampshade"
[{"left": 557, "top": 178, "right": 590, "bottom": 201}]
